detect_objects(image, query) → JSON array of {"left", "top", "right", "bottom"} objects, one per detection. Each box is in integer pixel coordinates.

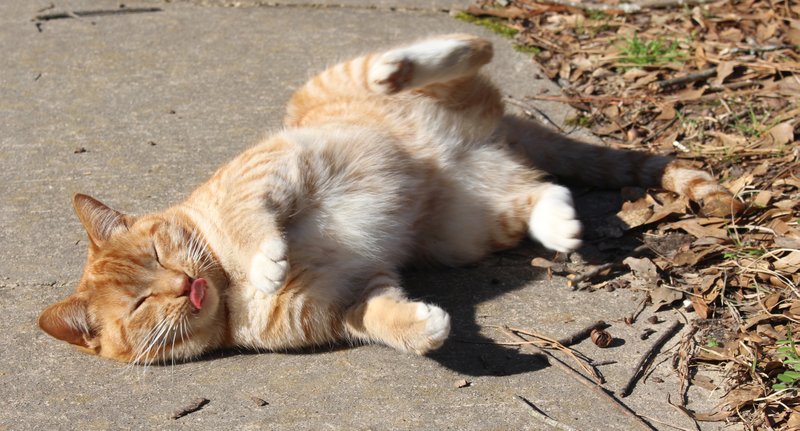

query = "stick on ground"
[
  {"left": 34, "top": 7, "right": 162, "bottom": 21},
  {"left": 557, "top": 320, "right": 608, "bottom": 346},
  {"left": 619, "top": 320, "right": 683, "bottom": 397},
  {"left": 170, "top": 397, "right": 210, "bottom": 420},
  {"left": 500, "top": 326, "right": 655, "bottom": 431},
  {"left": 514, "top": 395, "right": 579, "bottom": 431}
]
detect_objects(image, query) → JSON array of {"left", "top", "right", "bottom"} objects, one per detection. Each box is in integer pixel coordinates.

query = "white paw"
[
  {"left": 529, "top": 185, "right": 582, "bottom": 253},
  {"left": 368, "top": 53, "right": 413, "bottom": 94},
  {"left": 413, "top": 303, "right": 451, "bottom": 353},
  {"left": 248, "top": 238, "right": 289, "bottom": 294}
]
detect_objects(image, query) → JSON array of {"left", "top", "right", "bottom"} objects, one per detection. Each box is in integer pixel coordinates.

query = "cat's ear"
[
  {"left": 38, "top": 295, "right": 96, "bottom": 349},
  {"left": 72, "top": 194, "right": 132, "bottom": 246}
]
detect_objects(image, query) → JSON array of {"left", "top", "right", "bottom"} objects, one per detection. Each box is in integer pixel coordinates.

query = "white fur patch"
[
  {"left": 248, "top": 238, "right": 289, "bottom": 294},
  {"left": 369, "top": 38, "right": 472, "bottom": 94},
  {"left": 415, "top": 303, "right": 451, "bottom": 350},
  {"left": 529, "top": 184, "right": 582, "bottom": 253}
]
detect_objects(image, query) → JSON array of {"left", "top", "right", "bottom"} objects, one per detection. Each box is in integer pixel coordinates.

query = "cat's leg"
[
  {"left": 501, "top": 115, "right": 743, "bottom": 216},
  {"left": 367, "top": 34, "right": 493, "bottom": 94},
  {"left": 485, "top": 182, "right": 583, "bottom": 254},
  {"left": 343, "top": 272, "right": 450, "bottom": 354}
]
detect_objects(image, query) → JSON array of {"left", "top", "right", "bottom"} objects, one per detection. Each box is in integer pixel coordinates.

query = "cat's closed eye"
[
  {"left": 152, "top": 244, "right": 163, "bottom": 266},
  {"left": 131, "top": 295, "right": 148, "bottom": 312}
]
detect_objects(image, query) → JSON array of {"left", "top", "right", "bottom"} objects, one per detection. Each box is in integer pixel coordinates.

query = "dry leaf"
[
  {"left": 767, "top": 121, "right": 796, "bottom": 146},
  {"left": 617, "top": 198, "right": 654, "bottom": 229},
  {"left": 753, "top": 190, "right": 772, "bottom": 207},
  {"left": 672, "top": 246, "right": 720, "bottom": 266},
  {"left": 755, "top": 21, "right": 778, "bottom": 43},
  {"left": 775, "top": 251, "right": 800, "bottom": 272},
  {"left": 656, "top": 103, "right": 676, "bottom": 121},
  {"left": 763, "top": 293, "right": 781, "bottom": 311},
  {"left": 719, "top": 27, "right": 744, "bottom": 43},
  {"left": 623, "top": 256, "right": 659, "bottom": 281},
  {"left": 645, "top": 199, "right": 688, "bottom": 225},
  {"left": 711, "top": 61, "right": 736, "bottom": 86},
  {"left": 668, "top": 219, "right": 729, "bottom": 240},
  {"left": 531, "top": 257, "right": 554, "bottom": 268},
  {"left": 650, "top": 285, "right": 683, "bottom": 309}
]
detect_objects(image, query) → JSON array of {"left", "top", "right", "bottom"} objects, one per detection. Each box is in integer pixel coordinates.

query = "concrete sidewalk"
[{"left": 1, "top": 0, "right": 718, "bottom": 429}]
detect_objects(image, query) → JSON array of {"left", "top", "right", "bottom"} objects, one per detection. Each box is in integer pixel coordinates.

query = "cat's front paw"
[
  {"left": 248, "top": 238, "right": 289, "bottom": 294},
  {"left": 529, "top": 185, "right": 582, "bottom": 253},
  {"left": 407, "top": 303, "right": 451, "bottom": 354}
]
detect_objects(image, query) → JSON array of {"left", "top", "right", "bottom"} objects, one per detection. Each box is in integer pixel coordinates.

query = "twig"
[
  {"left": 627, "top": 295, "right": 649, "bottom": 325},
  {"left": 568, "top": 244, "right": 650, "bottom": 289},
  {"left": 667, "top": 394, "right": 701, "bottom": 431},
  {"left": 500, "top": 326, "right": 655, "bottom": 431},
  {"left": 558, "top": 320, "right": 609, "bottom": 346},
  {"left": 524, "top": 0, "right": 712, "bottom": 13},
  {"left": 640, "top": 415, "right": 697, "bottom": 431},
  {"left": 656, "top": 67, "right": 717, "bottom": 90},
  {"left": 722, "top": 44, "right": 798, "bottom": 56},
  {"left": 503, "top": 96, "right": 566, "bottom": 133},
  {"left": 505, "top": 326, "right": 603, "bottom": 383},
  {"left": 674, "top": 324, "right": 700, "bottom": 407},
  {"left": 33, "top": 7, "right": 162, "bottom": 21},
  {"left": 634, "top": 0, "right": 715, "bottom": 9},
  {"left": 526, "top": 94, "right": 654, "bottom": 104},
  {"left": 170, "top": 397, "right": 209, "bottom": 419},
  {"left": 619, "top": 321, "right": 683, "bottom": 397},
  {"left": 514, "top": 395, "right": 579, "bottom": 431}
]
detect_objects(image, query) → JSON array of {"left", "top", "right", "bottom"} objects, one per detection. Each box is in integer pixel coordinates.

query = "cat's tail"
[{"left": 502, "top": 115, "right": 744, "bottom": 217}]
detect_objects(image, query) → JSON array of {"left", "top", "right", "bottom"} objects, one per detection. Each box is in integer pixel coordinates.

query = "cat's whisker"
[
  {"left": 141, "top": 317, "right": 172, "bottom": 372},
  {"left": 127, "top": 318, "right": 169, "bottom": 374},
  {"left": 169, "top": 318, "right": 178, "bottom": 372}
]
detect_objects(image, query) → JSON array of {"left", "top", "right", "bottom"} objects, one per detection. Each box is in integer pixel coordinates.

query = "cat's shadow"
[{"left": 403, "top": 243, "right": 551, "bottom": 377}]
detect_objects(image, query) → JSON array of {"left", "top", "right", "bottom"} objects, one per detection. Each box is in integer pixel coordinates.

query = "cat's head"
[{"left": 39, "top": 194, "right": 229, "bottom": 363}]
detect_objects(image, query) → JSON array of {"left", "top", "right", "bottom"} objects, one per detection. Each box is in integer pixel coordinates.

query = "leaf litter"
[{"left": 463, "top": 0, "right": 799, "bottom": 427}]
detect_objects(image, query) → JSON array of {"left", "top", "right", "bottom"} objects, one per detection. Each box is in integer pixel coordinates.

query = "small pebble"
[{"left": 249, "top": 396, "right": 268, "bottom": 407}]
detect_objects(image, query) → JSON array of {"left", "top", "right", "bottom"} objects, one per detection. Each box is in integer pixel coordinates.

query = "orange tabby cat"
[{"left": 39, "top": 34, "right": 742, "bottom": 363}]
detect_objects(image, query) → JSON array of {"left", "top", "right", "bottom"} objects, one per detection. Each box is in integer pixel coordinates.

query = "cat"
[{"left": 38, "top": 34, "right": 742, "bottom": 364}]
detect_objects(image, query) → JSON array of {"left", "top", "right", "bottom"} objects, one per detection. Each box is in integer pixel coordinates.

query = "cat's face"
[{"left": 39, "top": 194, "right": 228, "bottom": 363}]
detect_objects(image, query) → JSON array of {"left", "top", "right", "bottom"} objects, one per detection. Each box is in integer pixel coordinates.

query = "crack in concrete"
[{"left": 0, "top": 280, "right": 74, "bottom": 290}]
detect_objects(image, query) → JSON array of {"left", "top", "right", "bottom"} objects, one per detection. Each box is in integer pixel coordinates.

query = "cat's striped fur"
[{"left": 39, "top": 34, "right": 742, "bottom": 363}]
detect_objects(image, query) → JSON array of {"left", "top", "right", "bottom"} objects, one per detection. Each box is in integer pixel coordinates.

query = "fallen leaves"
[{"left": 464, "top": 0, "right": 800, "bottom": 427}]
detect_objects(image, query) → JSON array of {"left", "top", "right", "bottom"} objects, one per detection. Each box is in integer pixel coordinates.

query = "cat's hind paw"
[
  {"left": 368, "top": 35, "right": 492, "bottom": 95},
  {"left": 529, "top": 185, "right": 582, "bottom": 253},
  {"left": 369, "top": 55, "right": 414, "bottom": 95},
  {"left": 248, "top": 238, "right": 289, "bottom": 294}
]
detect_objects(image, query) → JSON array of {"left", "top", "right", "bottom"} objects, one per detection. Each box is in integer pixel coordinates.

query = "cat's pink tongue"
[{"left": 189, "top": 278, "right": 206, "bottom": 310}]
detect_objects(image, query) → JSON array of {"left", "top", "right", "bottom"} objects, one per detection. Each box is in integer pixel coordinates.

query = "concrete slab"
[{"left": 1, "top": 1, "right": 718, "bottom": 430}]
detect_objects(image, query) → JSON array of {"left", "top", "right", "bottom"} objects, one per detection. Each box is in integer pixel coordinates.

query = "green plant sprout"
[
  {"left": 618, "top": 35, "right": 686, "bottom": 66},
  {"left": 454, "top": 12, "right": 518, "bottom": 39},
  {"left": 773, "top": 330, "right": 800, "bottom": 391}
]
